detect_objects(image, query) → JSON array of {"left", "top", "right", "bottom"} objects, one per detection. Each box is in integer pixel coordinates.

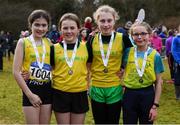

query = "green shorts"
[{"left": 89, "top": 85, "right": 123, "bottom": 104}]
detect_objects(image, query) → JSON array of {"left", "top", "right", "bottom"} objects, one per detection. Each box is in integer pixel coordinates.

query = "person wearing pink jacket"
[{"left": 150, "top": 30, "right": 163, "bottom": 54}]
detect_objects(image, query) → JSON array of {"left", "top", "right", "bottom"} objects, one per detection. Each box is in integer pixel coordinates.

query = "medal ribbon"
[
  {"left": 63, "top": 39, "right": 78, "bottom": 69},
  {"left": 29, "top": 35, "right": 46, "bottom": 69},
  {"left": 134, "top": 47, "right": 150, "bottom": 78},
  {"left": 99, "top": 32, "right": 114, "bottom": 67}
]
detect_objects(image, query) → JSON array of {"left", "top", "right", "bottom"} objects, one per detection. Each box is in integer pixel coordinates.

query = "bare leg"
[
  {"left": 70, "top": 113, "right": 86, "bottom": 124},
  {"left": 40, "top": 104, "right": 52, "bottom": 124},
  {"left": 55, "top": 112, "right": 70, "bottom": 124},
  {"left": 23, "top": 106, "right": 40, "bottom": 124}
]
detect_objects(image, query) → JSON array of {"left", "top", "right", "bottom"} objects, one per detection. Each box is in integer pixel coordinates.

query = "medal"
[
  {"left": 99, "top": 32, "right": 114, "bottom": 73},
  {"left": 134, "top": 47, "right": 150, "bottom": 83},
  {"left": 68, "top": 69, "right": 73, "bottom": 75},
  {"left": 139, "top": 77, "right": 143, "bottom": 83},
  {"left": 63, "top": 39, "right": 78, "bottom": 76},
  {"left": 103, "top": 68, "right": 108, "bottom": 73}
]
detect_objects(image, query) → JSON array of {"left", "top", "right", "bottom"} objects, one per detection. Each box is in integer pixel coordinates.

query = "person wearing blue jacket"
[{"left": 171, "top": 24, "right": 180, "bottom": 100}]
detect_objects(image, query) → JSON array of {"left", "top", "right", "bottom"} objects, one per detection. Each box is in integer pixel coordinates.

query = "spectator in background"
[
  {"left": 159, "top": 31, "right": 167, "bottom": 39},
  {"left": 0, "top": 44, "right": 2, "bottom": 71},
  {"left": 171, "top": 24, "right": 180, "bottom": 100},
  {"left": 0, "top": 31, "right": 5, "bottom": 71},
  {"left": 117, "top": 21, "right": 135, "bottom": 46},
  {"left": 6, "top": 31, "right": 15, "bottom": 60},
  {"left": 165, "top": 30, "right": 175, "bottom": 83},
  {"left": 79, "top": 27, "right": 89, "bottom": 42},
  {"left": 150, "top": 30, "right": 163, "bottom": 54},
  {"left": 159, "top": 25, "right": 167, "bottom": 39},
  {"left": 20, "top": 30, "right": 30, "bottom": 38},
  {"left": 46, "top": 24, "right": 60, "bottom": 44},
  {"left": 159, "top": 26, "right": 167, "bottom": 49},
  {"left": 0, "top": 30, "right": 7, "bottom": 57},
  {"left": 84, "top": 16, "right": 92, "bottom": 33},
  {"left": 117, "top": 21, "right": 132, "bottom": 36}
]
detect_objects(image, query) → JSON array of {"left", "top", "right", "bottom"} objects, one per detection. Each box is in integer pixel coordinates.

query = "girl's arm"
[
  {"left": 149, "top": 73, "right": 162, "bottom": 122},
  {"left": 13, "top": 39, "right": 42, "bottom": 107},
  {"left": 86, "top": 63, "right": 91, "bottom": 90},
  {"left": 154, "top": 73, "right": 162, "bottom": 105}
]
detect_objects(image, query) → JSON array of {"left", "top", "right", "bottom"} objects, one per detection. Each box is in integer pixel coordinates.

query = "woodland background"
[{"left": 0, "top": 0, "right": 180, "bottom": 38}]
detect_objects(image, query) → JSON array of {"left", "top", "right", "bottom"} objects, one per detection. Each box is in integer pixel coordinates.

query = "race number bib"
[{"left": 30, "top": 62, "right": 52, "bottom": 81}]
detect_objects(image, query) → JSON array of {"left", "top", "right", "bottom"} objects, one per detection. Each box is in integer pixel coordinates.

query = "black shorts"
[
  {"left": 23, "top": 79, "right": 52, "bottom": 106},
  {"left": 52, "top": 89, "right": 89, "bottom": 113}
]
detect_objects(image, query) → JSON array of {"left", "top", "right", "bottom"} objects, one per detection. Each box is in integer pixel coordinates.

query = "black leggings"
[
  {"left": 123, "top": 86, "right": 154, "bottom": 124},
  {"left": 91, "top": 99, "right": 121, "bottom": 124}
]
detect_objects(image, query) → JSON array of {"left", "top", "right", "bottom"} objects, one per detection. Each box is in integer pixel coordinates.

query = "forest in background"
[{"left": 0, "top": 0, "right": 180, "bottom": 38}]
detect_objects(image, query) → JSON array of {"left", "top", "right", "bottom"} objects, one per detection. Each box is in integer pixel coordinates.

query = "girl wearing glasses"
[{"left": 122, "top": 22, "right": 164, "bottom": 124}]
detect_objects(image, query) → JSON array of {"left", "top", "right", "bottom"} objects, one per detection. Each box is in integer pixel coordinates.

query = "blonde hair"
[
  {"left": 129, "top": 22, "right": 152, "bottom": 35},
  {"left": 93, "top": 5, "right": 119, "bottom": 23},
  {"left": 85, "top": 17, "right": 92, "bottom": 23}
]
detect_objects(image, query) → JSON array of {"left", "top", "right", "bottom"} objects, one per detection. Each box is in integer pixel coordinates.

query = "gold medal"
[
  {"left": 68, "top": 69, "right": 73, "bottom": 75},
  {"left": 103, "top": 68, "right": 108, "bottom": 73}
]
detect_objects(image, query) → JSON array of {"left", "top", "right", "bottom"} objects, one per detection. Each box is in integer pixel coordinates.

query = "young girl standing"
[
  {"left": 13, "top": 10, "right": 52, "bottom": 124},
  {"left": 51, "top": 13, "right": 89, "bottom": 124},
  {"left": 122, "top": 22, "right": 164, "bottom": 124},
  {"left": 87, "top": 5, "right": 132, "bottom": 124}
]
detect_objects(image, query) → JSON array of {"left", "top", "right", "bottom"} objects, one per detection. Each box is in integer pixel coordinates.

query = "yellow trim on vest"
[
  {"left": 52, "top": 42, "right": 88, "bottom": 92},
  {"left": 91, "top": 32, "right": 123, "bottom": 87},
  {"left": 124, "top": 47, "right": 156, "bottom": 89}
]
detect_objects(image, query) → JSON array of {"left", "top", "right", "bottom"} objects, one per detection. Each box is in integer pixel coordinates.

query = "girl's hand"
[
  {"left": 21, "top": 71, "right": 30, "bottom": 81},
  {"left": 116, "top": 68, "right": 124, "bottom": 78},
  {"left": 28, "top": 93, "right": 42, "bottom": 107},
  {"left": 149, "top": 106, "right": 158, "bottom": 122}
]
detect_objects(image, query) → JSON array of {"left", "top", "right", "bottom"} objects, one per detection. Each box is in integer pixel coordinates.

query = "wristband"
[{"left": 153, "top": 103, "right": 159, "bottom": 107}]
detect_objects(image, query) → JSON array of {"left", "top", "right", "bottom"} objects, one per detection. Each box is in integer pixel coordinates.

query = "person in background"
[
  {"left": 0, "top": 34, "right": 4, "bottom": 71},
  {"left": 51, "top": 13, "right": 89, "bottom": 124},
  {"left": 165, "top": 30, "right": 174, "bottom": 83},
  {"left": 116, "top": 21, "right": 132, "bottom": 36},
  {"left": 0, "top": 30, "right": 7, "bottom": 57},
  {"left": 0, "top": 30, "right": 6, "bottom": 70},
  {"left": 171, "top": 24, "right": 180, "bottom": 100},
  {"left": 20, "top": 30, "right": 30, "bottom": 38},
  {"left": 46, "top": 24, "right": 60, "bottom": 44},
  {"left": 13, "top": 9, "right": 52, "bottom": 124},
  {"left": 79, "top": 27, "right": 89, "bottom": 42},
  {"left": 117, "top": 21, "right": 135, "bottom": 46},
  {"left": 150, "top": 30, "right": 163, "bottom": 54},
  {"left": 84, "top": 16, "right": 92, "bottom": 33},
  {"left": 87, "top": 5, "right": 132, "bottom": 124},
  {"left": 6, "top": 31, "right": 15, "bottom": 60},
  {"left": 122, "top": 22, "right": 164, "bottom": 124}
]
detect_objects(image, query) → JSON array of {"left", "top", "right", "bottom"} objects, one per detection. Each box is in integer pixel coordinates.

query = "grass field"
[{"left": 0, "top": 57, "right": 180, "bottom": 124}]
